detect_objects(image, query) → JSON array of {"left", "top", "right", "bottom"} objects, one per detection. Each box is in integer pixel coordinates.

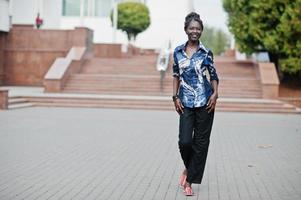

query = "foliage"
[
  {"left": 223, "top": 0, "right": 301, "bottom": 75},
  {"left": 201, "top": 26, "right": 231, "bottom": 55},
  {"left": 111, "top": 2, "right": 150, "bottom": 41}
]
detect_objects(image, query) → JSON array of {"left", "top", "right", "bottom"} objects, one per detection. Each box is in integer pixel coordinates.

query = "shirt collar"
[{"left": 176, "top": 41, "right": 208, "bottom": 54}]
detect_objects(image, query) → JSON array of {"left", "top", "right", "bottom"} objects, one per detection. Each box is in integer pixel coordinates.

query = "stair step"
[
  {"left": 62, "top": 90, "right": 171, "bottom": 96},
  {"left": 8, "top": 102, "right": 34, "bottom": 109},
  {"left": 24, "top": 96, "right": 300, "bottom": 114},
  {"left": 216, "top": 107, "right": 299, "bottom": 114},
  {"left": 8, "top": 98, "right": 28, "bottom": 104}
]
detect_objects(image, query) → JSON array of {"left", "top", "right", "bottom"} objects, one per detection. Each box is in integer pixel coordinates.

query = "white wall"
[
  {"left": 61, "top": 16, "right": 128, "bottom": 44},
  {"left": 8, "top": 0, "right": 193, "bottom": 49},
  {"left": 135, "top": 0, "right": 191, "bottom": 49},
  {"left": 61, "top": 0, "right": 192, "bottom": 49},
  {"left": 12, "top": 0, "right": 36, "bottom": 25},
  {"left": 43, "top": 0, "right": 61, "bottom": 29},
  {"left": 0, "top": 0, "right": 10, "bottom": 32},
  {"left": 11, "top": 0, "right": 61, "bottom": 29}
]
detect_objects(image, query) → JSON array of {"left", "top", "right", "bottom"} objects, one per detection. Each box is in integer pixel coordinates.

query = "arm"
[
  {"left": 205, "top": 50, "right": 219, "bottom": 113},
  {"left": 172, "top": 51, "right": 184, "bottom": 114},
  {"left": 173, "top": 76, "right": 180, "bottom": 97},
  {"left": 173, "top": 76, "right": 184, "bottom": 114}
]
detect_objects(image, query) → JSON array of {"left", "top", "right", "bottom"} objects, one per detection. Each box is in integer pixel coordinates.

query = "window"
[
  {"left": 62, "top": 0, "right": 81, "bottom": 16},
  {"left": 94, "top": 0, "right": 112, "bottom": 17},
  {"left": 62, "top": 0, "right": 145, "bottom": 17}
]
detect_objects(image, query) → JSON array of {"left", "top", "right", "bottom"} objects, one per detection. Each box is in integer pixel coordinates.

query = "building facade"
[
  {"left": 1, "top": 0, "right": 194, "bottom": 49},
  {"left": 0, "top": 0, "right": 10, "bottom": 32}
]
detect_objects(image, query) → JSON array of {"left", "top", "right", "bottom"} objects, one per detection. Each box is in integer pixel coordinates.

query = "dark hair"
[{"left": 184, "top": 12, "right": 204, "bottom": 31}]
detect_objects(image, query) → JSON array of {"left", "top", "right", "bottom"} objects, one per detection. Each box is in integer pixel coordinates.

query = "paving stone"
[{"left": 0, "top": 107, "right": 301, "bottom": 200}]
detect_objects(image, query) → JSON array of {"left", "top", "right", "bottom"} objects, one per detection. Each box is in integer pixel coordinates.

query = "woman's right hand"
[{"left": 174, "top": 98, "right": 184, "bottom": 114}]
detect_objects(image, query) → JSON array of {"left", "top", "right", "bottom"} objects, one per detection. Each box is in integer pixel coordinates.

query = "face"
[{"left": 185, "top": 20, "right": 202, "bottom": 42}]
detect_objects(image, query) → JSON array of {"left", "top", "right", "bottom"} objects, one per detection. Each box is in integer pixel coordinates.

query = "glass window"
[
  {"left": 95, "top": 0, "right": 112, "bottom": 17},
  {"left": 62, "top": 0, "right": 133, "bottom": 17},
  {"left": 84, "top": 0, "right": 89, "bottom": 16},
  {"left": 62, "top": 0, "right": 81, "bottom": 16}
]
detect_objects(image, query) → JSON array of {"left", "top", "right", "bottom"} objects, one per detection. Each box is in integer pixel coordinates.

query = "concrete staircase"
[
  {"left": 5, "top": 54, "right": 299, "bottom": 113},
  {"left": 8, "top": 96, "right": 33, "bottom": 109},
  {"left": 62, "top": 55, "right": 172, "bottom": 96},
  {"left": 62, "top": 56, "right": 262, "bottom": 99},
  {"left": 25, "top": 95, "right": 299, "bottom": 113},
  {"left": 215, "top": 58, "right": 262, "bottom": 98}
]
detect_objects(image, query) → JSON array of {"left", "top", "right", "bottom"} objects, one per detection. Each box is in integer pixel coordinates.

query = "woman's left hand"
[{"left": 206, "top": 93, "right": 218, "bottom": 113}]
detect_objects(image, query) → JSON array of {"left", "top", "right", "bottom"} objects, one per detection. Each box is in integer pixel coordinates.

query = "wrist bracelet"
[{"left": 172, "top": 95, "right": 179, "bottom": 102}]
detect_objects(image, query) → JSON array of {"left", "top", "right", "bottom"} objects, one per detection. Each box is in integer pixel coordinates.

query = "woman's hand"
[
  {"left": 174, "top": 98, "right": 184, "bottom": 115},
  {"left": 206, "top": 92, "right": 218, "bottom": 113}
]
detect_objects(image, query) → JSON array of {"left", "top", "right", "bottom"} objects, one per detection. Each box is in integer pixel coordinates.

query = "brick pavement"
[{"left": 0, "top": 107, "right": 301, "bottom": 200}]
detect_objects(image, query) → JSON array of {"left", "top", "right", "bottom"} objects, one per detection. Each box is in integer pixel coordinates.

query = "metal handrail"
[{"left": 156, "top": 48, "right": 170, "bottom": 91}]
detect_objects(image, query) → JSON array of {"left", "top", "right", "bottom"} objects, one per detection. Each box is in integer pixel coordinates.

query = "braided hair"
[{"left": 184, "top": 12, "right": 204, "bottom": 31}]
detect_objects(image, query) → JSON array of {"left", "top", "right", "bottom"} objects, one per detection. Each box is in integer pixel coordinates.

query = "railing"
[
  {"left": 156, "top": 48, "right": 170, "bottom": 91},
  {"left": 44, "top": 47, "right": 86, "bottom": 92}
]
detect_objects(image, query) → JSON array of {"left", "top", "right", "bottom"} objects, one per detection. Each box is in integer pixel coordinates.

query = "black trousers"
[{"left": 178, "top": 106, "right": 215, "bottom": 184}]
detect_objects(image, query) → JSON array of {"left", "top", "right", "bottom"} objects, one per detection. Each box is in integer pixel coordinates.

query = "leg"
[
  {"left": 186, "top": 107, "right": 215, "bottom": 184},
  {"left": 178, "top": 107, "right": 195, "bottom": 169}
]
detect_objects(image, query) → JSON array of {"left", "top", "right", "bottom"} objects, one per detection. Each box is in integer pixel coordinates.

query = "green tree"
[
  {"left": 111, "top": 2, "right": 150, "bottom": 41},
  {"left": 277, "top": 0, "right": 301, "bottom": 74},
  {"left": 223, "top": 0, "right": 301, "bottom": 76},
  {"left": 201, "top": 26, "right": 230, "bottom": 55}
]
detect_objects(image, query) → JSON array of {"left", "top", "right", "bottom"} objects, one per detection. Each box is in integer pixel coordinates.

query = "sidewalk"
[{"left": 0, "top": 107, "right": 301, "bottom": 200}]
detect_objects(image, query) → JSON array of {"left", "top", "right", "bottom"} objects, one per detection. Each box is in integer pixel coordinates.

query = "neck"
[{"left": 187, "top": 40, "right": 199, "bottom": 48}]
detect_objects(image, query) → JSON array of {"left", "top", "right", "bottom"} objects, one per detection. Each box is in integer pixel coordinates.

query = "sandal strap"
[{"left": 184, "top": 186, "right": 193, "bottom": 196}]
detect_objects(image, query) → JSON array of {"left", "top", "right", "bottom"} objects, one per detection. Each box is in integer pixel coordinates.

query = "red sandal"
[{"left": 183, "top": 183, "right": 194, "bottom": 196}]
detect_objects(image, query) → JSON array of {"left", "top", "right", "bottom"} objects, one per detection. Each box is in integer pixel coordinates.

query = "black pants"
[{"left": 178, "top": 106, "right": 215, "bottom": 184}]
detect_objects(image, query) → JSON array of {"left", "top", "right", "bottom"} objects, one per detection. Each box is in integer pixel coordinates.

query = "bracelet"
[{"left": 172, "top": 95, "right": 179, "bottom": 102}]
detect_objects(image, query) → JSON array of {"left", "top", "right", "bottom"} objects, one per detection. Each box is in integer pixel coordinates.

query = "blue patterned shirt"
[{"left": 173, "top": 42, "right": 219, "bottom": 108}]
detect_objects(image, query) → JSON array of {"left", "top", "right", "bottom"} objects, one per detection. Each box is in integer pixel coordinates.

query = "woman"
[{"left": 172, "top": 12, "right": 219, "bottom": 196}]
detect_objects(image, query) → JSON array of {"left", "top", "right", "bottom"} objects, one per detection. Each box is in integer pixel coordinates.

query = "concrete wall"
[
  {"left": 3, "top": 25, "right": 93, "bottom": 86},
  {"left": 12, "top": 0, "right": 62, "bottom": 29},
  {"left": 0, "top": 31, "right": 6, "bottom": 85},
  {"left": 61, "top": 0, "right": 192, "bottom": 49},
  {"left": 0, "top": 0, "right": 10, "bottom": 32},
  {"left": 61, "top": 17, "right": 128, "bottom": 45},
  {"left": 135, "top": 0, "right": 190, "bottom": 49},
  {"left": 8, "top": 0, "right": 193, "bottom": 49},
  {"left": 12, "top": 0, "right": 36, "bottom": 25},
  {"left": 94, "top": 43, "right": 122, "bottom": 58},
  {"left": 43, "top": 0, "right": 62, "bottom": 29}
]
